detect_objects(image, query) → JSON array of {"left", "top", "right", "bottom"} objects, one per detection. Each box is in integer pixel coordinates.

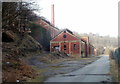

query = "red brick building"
[
  {"left": 81, "top": 39, "right": 87, "bottom": 57},
  {"left": 81, "top": 36, "right": 90, "bottom": 57},
  {"left": 50, "top": 29, "right": 86, "bottom": 57},
  {"left": 50, "top": 29, "right": 96, "bottom": 57},
  {"left": 81, "top": 36, "right": 96, "bottom": 57},
  {"left": 88, "top": 44, "right": 95, "bottom": 56}
]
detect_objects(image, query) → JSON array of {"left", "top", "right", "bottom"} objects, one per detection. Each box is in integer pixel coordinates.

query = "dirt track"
[
  {"left": 45, "top": 55, "right": 112, "bottom": 82},
  {"left": 27, "top": 54, "right": 101, "bottom": 81}
]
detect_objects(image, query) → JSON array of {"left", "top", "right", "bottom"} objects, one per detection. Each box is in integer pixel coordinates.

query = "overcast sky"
[{"left": 34, "top": 0, "right": 119, "bottom": 37}]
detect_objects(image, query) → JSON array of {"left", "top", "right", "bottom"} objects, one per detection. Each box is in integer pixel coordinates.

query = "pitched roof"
[{"left": 51, "top": 28, "right": 81, "bottom": 41}]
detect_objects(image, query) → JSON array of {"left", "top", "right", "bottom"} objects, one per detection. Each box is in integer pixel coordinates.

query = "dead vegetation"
[
  {"left": 38, "top": 52, "right": 69, "bottom": 64},
  {"left": 2, "top": 60, "right": 37, "bottom": 82},
  {"left": 27, "top": 66, "right": 46, "bottom": 82},
  {"left": 109, "top": 49, "right": 120, "bottom": 82},
  {"left": 110, "top": 59, "right": 119, "bottom": 82},
  {"left": 2, "top": 30, "right": 42, "bottom": 82}
]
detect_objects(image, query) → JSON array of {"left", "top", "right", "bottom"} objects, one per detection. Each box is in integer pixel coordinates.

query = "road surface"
[{"left": 44, "top": 55, "right": 112, "bottom": 82}]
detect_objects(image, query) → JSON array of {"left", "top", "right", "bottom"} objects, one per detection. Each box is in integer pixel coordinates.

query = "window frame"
[{"left": 73, "top": 44, "right": 77, "bottom": 50}]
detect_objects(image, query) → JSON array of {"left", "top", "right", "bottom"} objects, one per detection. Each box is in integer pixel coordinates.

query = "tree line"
[{"left": 74, "top": 32, "right": 118, "bottom": 55}]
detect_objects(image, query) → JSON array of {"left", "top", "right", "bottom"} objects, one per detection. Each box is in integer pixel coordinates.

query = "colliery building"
[
  {"left": 50, "top": 29, "right": 96, "bottom": 57},
  {"left": 35, "top": 18, "right": 60, "bottom": 39}
]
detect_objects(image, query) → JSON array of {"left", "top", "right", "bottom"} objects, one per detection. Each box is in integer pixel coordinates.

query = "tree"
[{"left": 2, "top": 1, "right": 39, "bottom": 32}]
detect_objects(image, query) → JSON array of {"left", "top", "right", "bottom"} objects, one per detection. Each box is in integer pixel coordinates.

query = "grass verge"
[
  {"left": 27, "top": 66, "right": 47, "bottom": 82},
  {"left": 110, "top": 59, "right": 119, "bottom": 82}
]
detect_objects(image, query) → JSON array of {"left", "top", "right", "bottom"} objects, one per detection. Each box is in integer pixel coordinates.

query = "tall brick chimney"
[{"left": 51, "top": 4, "right": 55, "bottom": 26}]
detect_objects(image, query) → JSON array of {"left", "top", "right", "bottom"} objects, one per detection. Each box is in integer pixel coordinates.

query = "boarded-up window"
[
  {"left": 64, "top": 45, "right": 67, "bottom": 50},
  {"left": 54, "top": 46, "right": 60, "bottom": 51},
  {"left": 74, "top": 44, "right": 77, "bottom": 50}
]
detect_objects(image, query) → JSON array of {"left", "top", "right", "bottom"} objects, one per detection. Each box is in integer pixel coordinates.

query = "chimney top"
[{"left": 51, "top": 4, "right": 55, "bottom": 26}]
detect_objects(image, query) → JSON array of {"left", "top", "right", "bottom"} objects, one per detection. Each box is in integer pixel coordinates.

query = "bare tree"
[{"left": 2, "top": 1, "right": 39, "bottom": 33}]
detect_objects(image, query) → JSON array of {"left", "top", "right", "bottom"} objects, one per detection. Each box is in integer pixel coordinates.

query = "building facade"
[
  {"left": 50, "top": 29, "right": 82, "bottom": 57},
  {"left": 50, "top": 29, "right": 96, "bottom": 57}
]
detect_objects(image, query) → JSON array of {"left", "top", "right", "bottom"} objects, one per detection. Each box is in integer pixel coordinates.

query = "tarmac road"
[{"left": 45, "top": 55, "right": 112, "bottom": 82}]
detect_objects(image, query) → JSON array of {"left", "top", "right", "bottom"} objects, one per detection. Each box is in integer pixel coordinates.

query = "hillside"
[
  {"left": 2, "top": 30, "right": 72, "bottom": 82},
  {"left": 2, "top": 30, "right": 42, "bottom": 82}
]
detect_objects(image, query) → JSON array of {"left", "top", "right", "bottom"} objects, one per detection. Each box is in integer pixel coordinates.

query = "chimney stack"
[{"left": 51, "top": 4, "right": 55, "bottom": 26}]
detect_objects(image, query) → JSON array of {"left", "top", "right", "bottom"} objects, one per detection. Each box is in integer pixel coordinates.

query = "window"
[
  {"left": 63, "top": 34, "right": 67, "bottom": 38},
  {"left": 74, "top": 44, "right": 77, "bottom": 50},
  {"left": 64, "top": 45, "right": 67, "bottom": 50}
]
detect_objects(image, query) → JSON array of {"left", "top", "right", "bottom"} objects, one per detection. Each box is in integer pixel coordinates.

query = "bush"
[{"left": 114, "top": 48, "right": 120, "bottom": 65}]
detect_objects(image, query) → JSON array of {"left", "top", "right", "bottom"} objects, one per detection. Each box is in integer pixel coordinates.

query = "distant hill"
[{"left": 74, "top": 32, "right": 118, "bottom": 54}]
